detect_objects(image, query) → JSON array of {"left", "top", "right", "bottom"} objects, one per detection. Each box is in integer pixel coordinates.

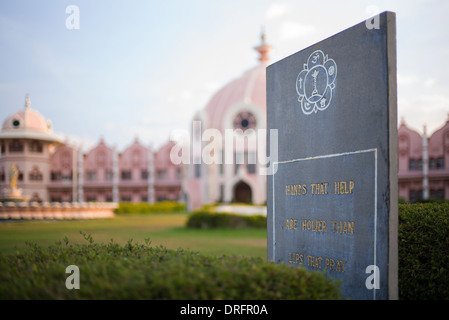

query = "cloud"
[
  {"left": 397, "top": 73, "right": 419, "bottom": 86},
  {"left": 53, "top": 131, "right": 97, "bottom": 151},
  {"left": 424, "top": 78, "right": 436, "bottom": 88},
  {"left": 398, "top": 88, "right": 449, "bottom": 134},
  {"left": 397, "top": 73, "right": 436, "bottom": 89},
  {"left": 265, "top": 3, "right": 287, "bottom": 20},
  {"left": 279, "top": 21, "right": 316, "bottom": 41}
]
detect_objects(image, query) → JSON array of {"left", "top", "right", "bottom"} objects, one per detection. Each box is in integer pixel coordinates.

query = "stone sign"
[{"left": 266, "top": 12, "right": 398, "bottom": 300}]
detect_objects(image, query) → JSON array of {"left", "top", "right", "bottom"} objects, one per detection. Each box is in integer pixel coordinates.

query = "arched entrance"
[{"left": 233, "top": 180, "right": 252, "bottom": 203}]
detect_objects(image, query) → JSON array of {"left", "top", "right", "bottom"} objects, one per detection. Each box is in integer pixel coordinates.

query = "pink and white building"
[
  {"left": 48, "top": 138, "right": 183, "bottom": 203},
  {"left": 186, "top": 34, "right": 272, "bottom": 210},
  {"left": 0, "top": 97, "right": 182, "bottom": 203},
  {"left": 185, "top": 34, "right": 449, "bottom": 208},
  {"left": 1, "top": 38, "right": 448, "bottom": 206},
  {"left": 398, "top": 116, "right": 449, "bottom": 202},
  {"left": 0, "top": 96, "right": 63, "bottom": 202}
]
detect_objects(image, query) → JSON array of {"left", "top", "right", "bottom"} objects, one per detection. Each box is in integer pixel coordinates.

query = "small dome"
[
  {"left": 2, "top": 95, "right": 52, "bottom": 133},
  {"left": 0, "top": 95, "right": 60, "bottom": 143}
]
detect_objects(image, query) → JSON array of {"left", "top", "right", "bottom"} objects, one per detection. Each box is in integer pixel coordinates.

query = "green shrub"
[
  {"left": 114, "top": 201, "right": 186, "bottom": 214},
  {"left": 398, "top": 202, "right": 449, "bottom": 300},
  {"left": 0, "top": 234, "right": 341, "bottom": 300},
  {"left": 186, "top": 210, "right": 266, "bottom": 229}
]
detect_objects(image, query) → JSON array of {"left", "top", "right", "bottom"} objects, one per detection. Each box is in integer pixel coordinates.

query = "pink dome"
[
  {"left": 0, "top": 95, "right": 60, "bottom": 143},
  {"left": 204, "top": 63, "right": 267, "bottom": 131},
  {"left": 2, "top": 96, "right": 52, "bottom": 134},
  {"left": 2, "top": 108, "right": 52, "bottom": 133}
]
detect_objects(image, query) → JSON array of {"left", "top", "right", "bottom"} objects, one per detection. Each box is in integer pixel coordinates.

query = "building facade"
[
  {"left": 185, "top": 33, "right": 272, "bottom": 210},
  {"left": 0, "top": 97, "right": 182, "bottom": 203},
  {"left": 0, "top": 96, "right": 62, "bottom": 202},
  {"left": 2, "top": 42, "right": 448, "bottom": 206},
  {"left": 398, "top": 116, "right": 449, "bottom": 202},
  {"left": 184, "top": 34, "right": 449, "bottom": 208}
]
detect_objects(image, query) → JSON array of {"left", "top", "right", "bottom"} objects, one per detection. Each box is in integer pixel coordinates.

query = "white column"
[
  {"left": 180, "top": 163, "right": 187, "bottom": 203},
  {"left": 148, "top": 144, "right": 155, "bottom": 203},
  {"left": 422, "top": 125, "right": 429, "bottom": 200},
  {"left": 77, "top": 145, "right": 84, "bottom": 203},
  {"left": 72, "top": 144, "right": 78, "bottom": 202},
  {"left": 224, "top": 148, "right": 233, "bottom": 203},
  {"left": 113, "top": 146, "right": 119, "bottom": 203}
]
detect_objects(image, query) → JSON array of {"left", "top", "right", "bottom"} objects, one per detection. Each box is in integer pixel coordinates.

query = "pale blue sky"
[{"left": 1, "top": 0, "right": 448, "bottom": 150}]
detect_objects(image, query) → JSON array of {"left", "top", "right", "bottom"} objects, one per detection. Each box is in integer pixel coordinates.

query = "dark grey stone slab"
[{"left": 267, "top": 11, "right": 398, "bottom": 300}]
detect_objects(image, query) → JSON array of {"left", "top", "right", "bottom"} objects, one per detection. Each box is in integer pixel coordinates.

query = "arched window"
[
  {"left": 29, "top": 166, "right": 43, "bottom": 181},
  {"left": 9, "top": 140, "right": 24, "bottom": 152},
  {"left": 29, "top": 140, "right": 43, "bottom": 153}
]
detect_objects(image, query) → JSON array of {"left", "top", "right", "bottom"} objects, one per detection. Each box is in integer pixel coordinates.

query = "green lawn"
[{"left": 0, "top": 214, "right": 267, "bottom": 258}]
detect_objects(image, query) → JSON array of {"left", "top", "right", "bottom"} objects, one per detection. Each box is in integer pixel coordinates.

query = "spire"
[
  {"left": 25, "top": 94, "right": 31, "bottom": 109},
  {"left": 254, "top": 26, "right": 273, "bottom": 63}
]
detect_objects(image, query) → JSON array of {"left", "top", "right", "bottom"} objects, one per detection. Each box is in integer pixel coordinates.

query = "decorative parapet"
[{"left": 0, "top": 201, "right": 117, "bottom": 220}]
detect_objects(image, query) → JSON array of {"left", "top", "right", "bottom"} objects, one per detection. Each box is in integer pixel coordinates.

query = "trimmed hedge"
[
  {"left": 186, "top": 210, "right": 267, "bottom": 229},
  {"left": 188, "top": 203, "right": 449, "bottom": 299},
  {"left": 398, "top": 202, "right": 449, "bottom": 300},
  {"left": 0, "top": 234, "right": 341, "bottom": 300},
  {"left": 2, "top": 203, "right": 448, "bottom": 299},
  {"left": 114, "top": 201, "right": 186, "bottom": 214}
]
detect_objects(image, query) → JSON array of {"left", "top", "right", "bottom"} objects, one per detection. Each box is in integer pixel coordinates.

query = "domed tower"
[
  {"left": 0, "top": 95, "right": 62, "bottom": 201},
  {"left": 186, "top": 32, "right": 272, "bottom": 210}
]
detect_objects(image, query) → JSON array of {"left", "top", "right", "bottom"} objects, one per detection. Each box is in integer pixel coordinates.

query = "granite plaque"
[{"left": 266, "top": 12, "right": 398, "bottom": 300}]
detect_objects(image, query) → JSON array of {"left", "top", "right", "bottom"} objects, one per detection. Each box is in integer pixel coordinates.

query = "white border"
[{"left": 271, "top": 148, "right": 378, "bottom": 299}]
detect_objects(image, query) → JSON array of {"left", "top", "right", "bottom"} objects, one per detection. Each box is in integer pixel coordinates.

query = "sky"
[{"left": 0, "top": 0, "right": 448, "bottom": 151}]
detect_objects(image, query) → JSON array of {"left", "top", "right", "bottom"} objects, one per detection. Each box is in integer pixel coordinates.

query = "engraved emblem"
[{"left": 296, "top": 50, "right": 337, "bottom": 115}]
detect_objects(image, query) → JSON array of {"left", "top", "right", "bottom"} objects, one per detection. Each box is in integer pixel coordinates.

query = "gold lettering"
[
  {"left": 285, "top": 184, "right": 307, "bottom": 196},
  {"left": 286, "top": 218, "right": 298, "bottom": 230},
  {"left": 334, "top": 180, "right": 354, "bottom": 194},
  {"left": 306, "top": 255, "right": 323, "bottom": 269},
  {"left": 302, "top": 219, "right": 326, "bottom": 232},
  {"left": 324, "top": 257, "right": 347, "bottom": 273},
  {"left": 348, "top": 221, "right": 354, "bottom": 234},
  {"left": 336, "top": 259, "right": 347, "bottom": 272},
  {"left": 331, "top": 220, "right": 355, "bottom": 234},
  {"left": 325, "top": 257, "right": 335, "bottom": 270},
  {"left": 288, "top": 252, "right": 304, "bottom": 264},
  {"left": 310, "top": 182, "right": 329, "bottom": 195},
  {"left": 290, "top": 253, "right": 347, "bottom": 273}
]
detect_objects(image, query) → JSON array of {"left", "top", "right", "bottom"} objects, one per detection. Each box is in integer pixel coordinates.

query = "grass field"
[{"left": 0, "top": 213, "right": 267, "bottom": 258}]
